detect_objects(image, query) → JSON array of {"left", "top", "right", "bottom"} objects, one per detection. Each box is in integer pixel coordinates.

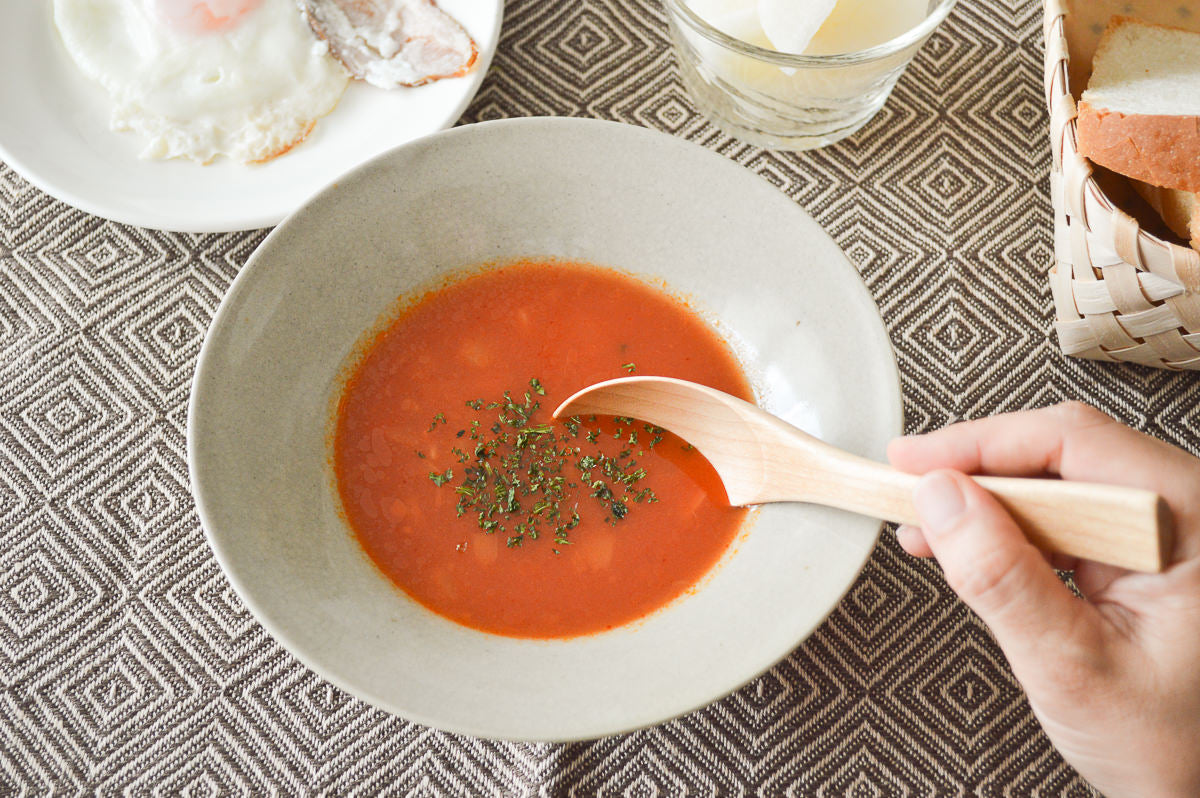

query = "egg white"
[{"left": 53, "top": 0, "right": 350, "bottom": 164}]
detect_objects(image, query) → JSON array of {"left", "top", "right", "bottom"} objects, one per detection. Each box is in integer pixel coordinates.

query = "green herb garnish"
[{"left": 423, "top": 378, "right": 660, "bottom": 550}]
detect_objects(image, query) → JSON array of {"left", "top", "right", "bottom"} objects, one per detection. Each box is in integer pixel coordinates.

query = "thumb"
[{"left": 913, "top": 470, "right": 1098, "bottom": 662}]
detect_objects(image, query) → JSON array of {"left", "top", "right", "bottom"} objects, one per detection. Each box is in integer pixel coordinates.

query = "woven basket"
[{"left": 1043, "top": 0, "right": 1200, "bottom": 370}]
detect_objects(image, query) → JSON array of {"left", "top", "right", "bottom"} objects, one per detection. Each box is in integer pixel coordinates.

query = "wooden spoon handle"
[
  {"left": 974, "top": 475, "right": 1171, "bottom": 572},
  {"left": 802, "top": 456, "right": 1171, "bottom": 572}
]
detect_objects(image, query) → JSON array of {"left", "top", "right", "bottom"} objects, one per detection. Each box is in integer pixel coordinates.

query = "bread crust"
[{"left": 1077, "top": 102, "right": 1200, "bottom": 194}]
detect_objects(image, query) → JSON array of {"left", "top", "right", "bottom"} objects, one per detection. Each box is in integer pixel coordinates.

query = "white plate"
[
  {"left": 0, "top": 0, "right": 501, "bottom": 232},
  {"left": 188, "top": 118, "right": 903, "bottom": 741}
]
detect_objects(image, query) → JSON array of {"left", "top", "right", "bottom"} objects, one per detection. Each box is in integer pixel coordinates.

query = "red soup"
[{"left": 333, "top": 260, "right": 753, "bottom": 638}]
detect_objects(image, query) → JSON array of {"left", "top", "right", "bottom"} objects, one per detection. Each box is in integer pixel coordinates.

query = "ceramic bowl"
[{"left": 188, "top": 118, "right": 902, "bottom": 741}]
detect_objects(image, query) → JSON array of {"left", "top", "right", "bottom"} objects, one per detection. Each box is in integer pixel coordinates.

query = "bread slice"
[
  {"left": 1130, "top": 180, "right": 1200, "bottom": 252},
  {"left": 1076, "top": 17, "right": 1200, "bottom": 194},
  {"left": 1064, "top": 1, "right": 1200, "bottom": 95}
]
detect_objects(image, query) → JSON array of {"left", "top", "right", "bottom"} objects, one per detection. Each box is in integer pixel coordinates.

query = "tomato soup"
[{"left": 333, "top": 260, "right": 753, "bottom": 638}]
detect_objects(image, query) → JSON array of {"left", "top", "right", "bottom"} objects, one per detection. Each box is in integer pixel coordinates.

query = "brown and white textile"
[{"left": 1, "top": 0, "right": 1196, "bottom": 793}]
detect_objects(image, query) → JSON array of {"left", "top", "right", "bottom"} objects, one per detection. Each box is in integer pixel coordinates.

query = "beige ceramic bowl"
[{"left": 188, "top": 118, "right": 902, "bottom": 741}]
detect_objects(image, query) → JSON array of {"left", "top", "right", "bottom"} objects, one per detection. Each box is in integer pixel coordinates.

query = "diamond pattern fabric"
[{"left": 2, "top": 0, "right": 1197, "bottom": 793}]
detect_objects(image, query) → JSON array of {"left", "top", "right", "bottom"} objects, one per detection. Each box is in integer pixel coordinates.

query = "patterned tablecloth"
[{"left": 3, "top": 0, "right": 1197, "bottom": 794}]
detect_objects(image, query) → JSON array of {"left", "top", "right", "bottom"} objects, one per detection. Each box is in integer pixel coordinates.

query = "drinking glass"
[{"left": 663, "top": 0, "right": 958, "bottom": 150}]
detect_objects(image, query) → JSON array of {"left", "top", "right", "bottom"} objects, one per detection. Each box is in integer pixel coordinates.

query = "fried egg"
[{"left": 53, "top": 0, "right": 350, "bottom": 164}]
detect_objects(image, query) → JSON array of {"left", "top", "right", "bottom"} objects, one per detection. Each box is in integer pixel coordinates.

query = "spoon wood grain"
[{"left": 553, "top": 376, "right": 1171, "bottom": 573}]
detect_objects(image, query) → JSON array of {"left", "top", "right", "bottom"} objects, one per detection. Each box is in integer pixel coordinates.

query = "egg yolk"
[{"left": 157, "top": 0, "right": 262, "bottom": 33}]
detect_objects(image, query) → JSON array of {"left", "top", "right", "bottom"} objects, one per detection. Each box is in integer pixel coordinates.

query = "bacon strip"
[{"left": 301, "top": 0, "right": 477, "bottom": 89}]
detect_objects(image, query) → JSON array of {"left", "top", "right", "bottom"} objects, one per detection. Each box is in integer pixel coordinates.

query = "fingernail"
[
  {"left": 914, "top": 472, "right": 966, "bottom": 535},
  {"left": 894, "top": 524, "right": 920, "bottom": 550}
]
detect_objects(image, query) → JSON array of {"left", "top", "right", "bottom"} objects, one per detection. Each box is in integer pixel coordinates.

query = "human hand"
[{"left": 887, "top": 402, "right": 1200, "bottom": 798}]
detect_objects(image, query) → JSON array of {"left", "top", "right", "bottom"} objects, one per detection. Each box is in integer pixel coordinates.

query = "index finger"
[
  {"left": 888, "top": 401, "right": 1197, "bottom": 494},
  {"left": 887, "top": 402, "right": 1200, "bottom": 560}
]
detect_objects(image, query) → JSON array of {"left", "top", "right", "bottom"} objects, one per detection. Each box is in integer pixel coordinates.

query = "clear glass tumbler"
[{"left": 663, "top": 0, "right": 958, "bottom": 150}]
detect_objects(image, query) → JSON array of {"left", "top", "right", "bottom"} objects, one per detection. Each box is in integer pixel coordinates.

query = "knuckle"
[{"left": 1052, "top": 400, "right": 1108, "bottom": 427}]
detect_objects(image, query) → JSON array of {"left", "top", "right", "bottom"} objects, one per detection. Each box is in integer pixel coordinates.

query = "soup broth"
[{"left": 333, "top": 260, "right": 753, "bottom": 638}]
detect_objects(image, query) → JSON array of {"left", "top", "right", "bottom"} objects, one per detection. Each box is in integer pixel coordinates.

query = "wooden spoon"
[{"left": 553, "top": 376, "right": 1171, "bottom": 573}]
